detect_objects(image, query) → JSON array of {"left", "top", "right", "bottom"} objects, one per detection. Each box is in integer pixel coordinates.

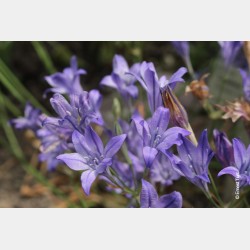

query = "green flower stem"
[{"left": 208, "top": 170, "right": 224, "bottom": 207}]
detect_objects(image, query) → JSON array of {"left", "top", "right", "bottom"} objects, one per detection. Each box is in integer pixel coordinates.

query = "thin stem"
[{"left": 208, "top": 170, "right": 224, "bottom": 207}]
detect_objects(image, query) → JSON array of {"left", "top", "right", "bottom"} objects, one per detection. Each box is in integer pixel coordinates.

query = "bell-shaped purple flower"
[
  {"left": 140, "top": 180, "right": 182, "bottom": 208},
  {"left": 57, "top": 126, "right": 126, "bottom": 195},
  {"left": 166, "top": 129, "right": 214, "bottom": 193},
  {"left": 100, "top": 54, "right": 140, "bottom": 99},
  {"left": 213, "top": 129, "right": 234, "bottom": 168},
  {"left": 239, "top": 68, "right": 250, "bottom": 102},
  {"left": 132, "top": 106, "right": 190, "bottom": 168},
  {"left": 10, "top": 102, "right": 42, "bottom": 131},
  {"left": 218, "top": 138, "right": 250, "bottom": 188},
  {"left": 44, "top": 90, "right": 103, "bottom": 133},
  {"left": 45, "top": 56, "right": 86, "bottom": 96},
  {"left": 150, "top": 154, "right": 180, "bottom": 186},
  {"left": 218, "top": 41, "right": 243, "bottom": 67}
]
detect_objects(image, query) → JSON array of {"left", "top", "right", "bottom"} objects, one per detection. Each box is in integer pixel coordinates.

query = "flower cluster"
[{"left": 11, "top": 47, "right": 250, "bottom": 208}]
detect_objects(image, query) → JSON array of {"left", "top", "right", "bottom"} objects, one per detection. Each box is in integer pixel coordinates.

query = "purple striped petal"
[
  {"left": 81, "top": 170, "right": 97, "bottom": 196},
  {"left": 140, "top": 180, "right": 158, "bottom": 208}
]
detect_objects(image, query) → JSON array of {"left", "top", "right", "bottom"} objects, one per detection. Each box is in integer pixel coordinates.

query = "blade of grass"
[
  {"left": 0, "top": 89, "right": 21, "bottom": 116},
  {"left": 0, "top": 58, "right": 48, "bottom": 113},
  {"left": 31, "top": 41, "right": 56, "bottom": 74}
]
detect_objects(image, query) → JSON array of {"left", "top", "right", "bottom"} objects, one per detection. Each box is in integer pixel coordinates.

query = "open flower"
[
  {"left": 100, "top": 54, "right": 140, "bottom": 99},
  {"left": 10, "top": 102, "right": 42, "bottom": 131},
  {"left": 218, "top": 138, "right": 250, "bottom": 188},
  {"left": 132, "top": 61, "right": 187, "bottom": 114},
  {"left": 57, "top": 126, "right": 126, "bottom": 195},
  {"left": 44, "top": 90, "right": 103, "bottom": 133},
  {"left": 166, "top": 129, "right": 214, "bottom": 193},
  {"left": 140, "top": 180, "right": 182, "bottom": 208},
  {"left": 45, "top": 56, "right": 86, "bottom": 96},
  {"left": 132, "top": 106, "right": 190, "bottom": 168}
]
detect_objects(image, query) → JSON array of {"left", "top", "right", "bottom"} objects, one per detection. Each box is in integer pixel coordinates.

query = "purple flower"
[
  {"left": 239, "top": 68, "right": 250, "bottom": 102},
  {"left": 150, "top": 154, "right": 180, "bottom": 186},
  {"left": 132, "top": 61, "right": 187, "bottom": 114},
  {"left": 44, "top": 90, "right": 103, "bottom": 133},
  {"left": 57, "top": 126, "right": 126, "bottom": 195},
  {"left": 100, "top": 55, "right": 140, "bottom": 99},
  {"left": 37, "top": 124, "right": 72, "bottom": 171},
  {"left": 172, "top": 41, "right": 190, "bottom": 63},
  {"left": 166, "top": 129, "right": 214, "bottom": 193},
  {"left": 218, "top": 41, "right": 243, "bottom": 67},
  {"left": 45, "top": 56, "right": 86, "bottom": 96},
  {"left": 140, "top": 180, "right": 182, "bottom": 208},
  {"left": 213, "top": 129, "right": 234, "bottom": 168},
  {"left": 132, "top": 106, "right": 190, "bottom": 168},
  {"left": 10, "top": 102, "right": 42, "bottom": 131},
  {"left": 218, "top": 138, "right": 250, "bottom": 188}
]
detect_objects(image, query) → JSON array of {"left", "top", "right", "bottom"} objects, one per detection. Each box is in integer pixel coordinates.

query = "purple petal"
[
  {"left": 144, "top": 68, "right": 162, "bottom": 113},
  {"left": 72, "top": 130, "right": 91, "bottom": 156},
  {"left": 141, "top": 120, "right": 151, "bottom": 145},
  {"left": 84, "top": 126, "right": 104, "bottom": 155},
  {"left": 158, "top": 127, "right": 190, "bottom": 150},
  {"left": 57, "top": 153, "right": 90, "bottom": 171},
  {"left": 89, "top": 90, "right": 103, "bottom": 110},
  {"left": 197, "top": 173, "right": 210, "bottom": 183},
  {"left": 140, "top": 180, "right": 158, "bottom": 208},
  {"left": 197, "top": 129, "right": 214, "bottom": 167},
  {"left": 218, "top": 166, "right": 240, "bottom": 178},
  {"left": 126, "top": 85, "right": 138, "bottom": 98},
  {"left": 143, "top": 146, "right": 158, "bottom": 168},
  {"left": 96, "top": 158, "right": 112, "bottom": 174},
  {"left": 149, "top": 107, "right": 170, "bottom": 134},
  {"left": 131, "top": 112, "right": 144, "bottom": 137},
  {"left": 168, "top": 67, "right": 187, "bottom": 89},
  {"left": 100, "top": 75, "right": 118, "bottom": 89},
  {"left": 157, "top": 191, "right": 182, "bottom": 208},
  {"left": 233, "top": 139, "right": 246, "bottom": 169},
  {"left": 81, "top": 170, "right": 97, "bottom": 196},
  {"left": 113, "top": 54, "right": 129, "bottom": 75},
  {"left": 50, "top": 93, "right": 72, "bottom": 118},
  {"left": 104, "top": 134, "right": 127, "bottom": 158}
]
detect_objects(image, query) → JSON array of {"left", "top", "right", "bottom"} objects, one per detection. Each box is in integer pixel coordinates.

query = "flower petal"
[
  {"left": 81, "top": 170, "right": 97, "bottom": 196},
  {"left": 100, "top": 75, "right": 118, "bottom": 89},
  {"left": 140, "top": 180, "right": 158, "bottom": 208},
  {"left": 72, "top": 130, "right": 91, "bottom": 156},
  {"left": 104, "top": 134, "right": 127, "bottom": 158},
  {"left": 143, "top": 146, "right": 158, "bottom": 168},
  {"left": 233, "top": 138, "right": 246, "bottom": 169},
  {"left": 157, "top": 191, "right": 182, "bottom": 208},
  {"left": 50, "top": 93, "right": 72, "bottom": 118},
  {"left": 158, "top": 127, "right": 190, "bottom": 151},
  {"left": 218, "top": 166, "right": 240, "bottom": 178},
  {"left": 113, "top": 54, "right": 129, "bottom": 75},
  {"left": 57, "top": 153, "right": 90, "bottom": 171},
  {"left": 149, "top": 107, "right": 170, "bottom": 135},
  {"left": 84, "top": 126, "right": 104, "bottom": 155}
]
